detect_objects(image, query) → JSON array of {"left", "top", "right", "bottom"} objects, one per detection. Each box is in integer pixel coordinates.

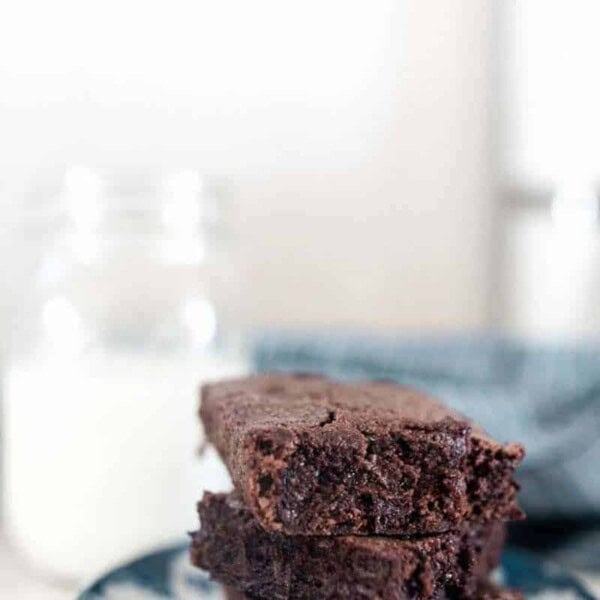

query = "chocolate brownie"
[
  {"left": 200, "top": 373, "right": 524, "bottom": 535},
  {"left": 223, "top": 583, "right": 523, "bottom": 600},
  {"left": 191, "top": 492, "right": 506, "bottom": 600}
]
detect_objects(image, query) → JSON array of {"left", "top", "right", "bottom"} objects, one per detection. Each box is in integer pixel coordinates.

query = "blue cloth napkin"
[{"left": 251, "top": 330, "right": 600, "bottom": 568}]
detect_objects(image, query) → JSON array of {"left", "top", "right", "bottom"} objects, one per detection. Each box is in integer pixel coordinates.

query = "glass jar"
[
  {"left": 501, "top": 183, "right": 600, "bottom": 340},
  {"left": 2, "top": 167, "right": 247, "bottom": 583}
]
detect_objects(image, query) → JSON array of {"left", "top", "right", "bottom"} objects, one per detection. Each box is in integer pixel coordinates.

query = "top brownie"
[{"left": 200, "top": 372, "right": 524, "bottom": 536}]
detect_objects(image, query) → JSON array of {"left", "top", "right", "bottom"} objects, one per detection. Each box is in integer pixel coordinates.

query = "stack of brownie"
[{"left": 191, "top": 373, "right": 525, "bottom": 599}]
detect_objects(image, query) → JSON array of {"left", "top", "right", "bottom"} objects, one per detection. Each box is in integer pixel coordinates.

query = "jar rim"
[{"left": 13, "top": 167, "right": 228, "bottom": 232}]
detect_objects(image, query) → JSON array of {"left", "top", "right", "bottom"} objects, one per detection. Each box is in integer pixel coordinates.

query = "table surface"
[{"left": 1, "top": 534, "right": 599, "bottom": 599}]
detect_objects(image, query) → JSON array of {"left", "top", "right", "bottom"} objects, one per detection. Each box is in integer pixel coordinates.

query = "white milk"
[
  {"left": 3, "top": 350, "right": 245, "bottom": 582},
  {"left": 502, "top": 207, "right": 600, "bottom": 340}
]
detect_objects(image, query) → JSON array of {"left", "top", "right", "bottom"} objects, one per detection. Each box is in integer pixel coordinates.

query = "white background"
[{"left": 0, "top": 0, "right": 494, "bottom": 332}]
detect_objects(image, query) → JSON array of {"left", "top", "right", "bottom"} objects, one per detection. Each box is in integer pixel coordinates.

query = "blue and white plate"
[{"left": 78, "top": 545, "right": 595, "bottom": 599}]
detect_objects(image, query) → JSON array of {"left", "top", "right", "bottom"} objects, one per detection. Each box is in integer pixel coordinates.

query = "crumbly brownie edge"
[
  {"left": 223, "top": 582, "right": 524, "bottom": 600},
  {"left": 200, "top": 373, "right": 525, "bottom": 536},
  {"left": 191, "top": 492, "right": 506, "bottom": 600}
]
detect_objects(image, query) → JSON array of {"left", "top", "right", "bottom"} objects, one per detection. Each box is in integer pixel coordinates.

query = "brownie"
[
  {"left": 191, "top": 492, "right": 506, "bottom": 600},
  {"left": 200, "top": 373, "right": 524, "bottom": 535},
  {"left": 223, "top": 588, "right": 246, "bottom": 600},
  {"left": 223, "top": 583, "right": 523, "bottom": 600}
]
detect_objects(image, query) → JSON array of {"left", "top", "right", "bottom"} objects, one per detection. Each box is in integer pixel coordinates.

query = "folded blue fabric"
[{"left": 252, "top": 330, "right": 600, "bottom": 568}]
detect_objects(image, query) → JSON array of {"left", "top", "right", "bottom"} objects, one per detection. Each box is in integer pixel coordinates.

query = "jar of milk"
[
  {"left": 2, "top": 167, "right": 246, "bottom": 583},
  {"left": 501, "top": 181, "right": 600, "bottom": 340}
]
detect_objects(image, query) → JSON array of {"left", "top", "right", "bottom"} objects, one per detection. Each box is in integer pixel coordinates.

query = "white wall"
[{"left": 0, "top": 0, "right": 494, "bottom": 331}]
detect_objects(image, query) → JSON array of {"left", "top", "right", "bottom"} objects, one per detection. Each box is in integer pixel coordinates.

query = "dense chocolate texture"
[
  {"left": 223, "top": 583, "right": 523, "bottom": 600},
  {"left": 191, "top": 492, "right": 506, "bottom": 600},
  {"left": 200, "top": 373, "right": 524, "bottom": 535},
  {"left": 223, "top": 584, "right": 523, "bottom": 600}
]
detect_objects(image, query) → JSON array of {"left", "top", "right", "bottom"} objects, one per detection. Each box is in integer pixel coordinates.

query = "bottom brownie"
[
  {"left": 223, "top": 582, "right": 523, "bottom": 600},
  {"left": 191, "top": 492, "right": 506, "bottom": 600}
]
